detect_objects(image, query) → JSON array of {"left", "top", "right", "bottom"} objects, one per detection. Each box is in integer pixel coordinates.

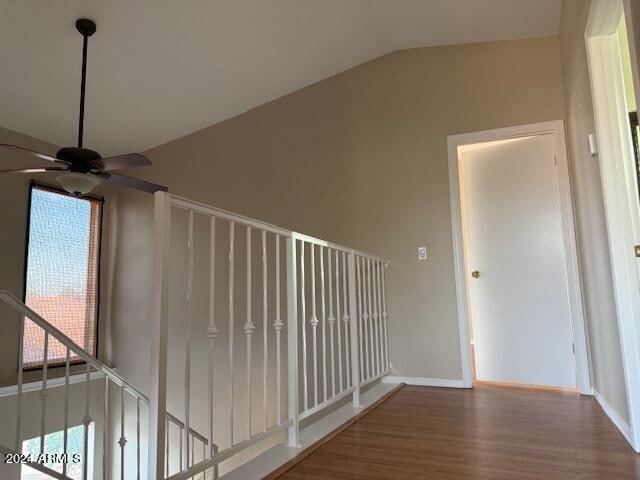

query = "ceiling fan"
[{"left": 0, "top": 18, "right": 167, "bottom": 196}]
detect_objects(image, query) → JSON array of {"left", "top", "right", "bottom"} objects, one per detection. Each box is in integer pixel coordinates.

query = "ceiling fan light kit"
[
  {"left": 56, "top": 171, "right": 101, "bottom": 196},
  {"left": 0, "top": 18, "right": 167, "bottom": 195}
]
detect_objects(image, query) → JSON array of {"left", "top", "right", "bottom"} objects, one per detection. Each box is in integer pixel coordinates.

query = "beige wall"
[
  {"left": 559, "top": 0, "right": 630, "bottom": 422},
  {"left": 109, "top": 36, "right": 568, "bottom": 385}
]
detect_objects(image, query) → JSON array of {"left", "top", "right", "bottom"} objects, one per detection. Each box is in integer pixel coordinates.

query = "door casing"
[{"left": 447, "top": 120, "right": 592, "bottom": 395}]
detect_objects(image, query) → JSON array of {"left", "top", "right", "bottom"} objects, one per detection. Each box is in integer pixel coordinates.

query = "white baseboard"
[
  {"left": 383, "top": 376, "right": 466, "bottom": 388},
  {"left": 593, "top": 389, "right": 635, "bottom": 449}
]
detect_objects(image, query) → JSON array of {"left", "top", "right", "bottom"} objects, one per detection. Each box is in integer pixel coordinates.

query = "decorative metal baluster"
[
  {"left": 361, "top": 257, "right": 370, "bottom": 381},
  {"left": 15, "top": 316, "right": 24, "bottom": 452},
  {"left": 82, "top": 363, "right": 91, "bottom": 480},
  {"left": 335, "top": 251, "right": 343, "bottom": 392},
  {"left": 300, "top": 241, "right": 308, "bottom": 411},
  {"left": 262, "top": 230, "right": 268, "bottom": 432},
  {"left": 228, "top": 221, "right": 235, "bottom": 446},
  {"left": 341, "top": 252, "right": 351, "bottom": 387},
  {"left": 245, "top": 226, "right": 255, "bottom": 440},
  {"left": 382, "top": 263, "right": 390, "bottom": 370},
  {"left": 356, "top": 257, "right": 364, "bottom": 383},
  {"left": 310, "top": 244, "right": 319, "bottom": 406},
  {"left": 136, "top": 397, "right": 141, "bottom": 480},
  {"left": 372, "top": 260, "right": 380, "bottom": 376},
  {"left": 376, "top": 261, "right": 384, "bottom": 372},
  {"left": 274, "top": 235, "right": 284, "bottom": 425},
  {"left": 208, "top": 216, "right": 218, "bottom": 459},
  {"left": 327, "top": 249, "right": 336, "bottom": 396},
  {"left": 320, "top": 246, "right": 327, "bottom": 402},
  {"left": 184, "top": 209, "right": 194, "bottom": 469},
  {"left": 165, "top": 418, "right": 170, "bottom": 476},
  {"left": 119, "top": 385, "right": 127, "bottom": 480},
  {"left": 102, "top": 376, "right": 108, "bottom": 480},
  {"left": 64, "top": 348, "right": 71, "bottom": 477},
  {"left": 367, "top": 258, "right": 375, "bottom": 381},
  {"left": 40, "top": 332, "right": 49, "bottom": 455}
]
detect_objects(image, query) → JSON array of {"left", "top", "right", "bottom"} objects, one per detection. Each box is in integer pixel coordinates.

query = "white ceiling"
[{"left": 0, "top": 0, "right": 561, "bottom": 156}]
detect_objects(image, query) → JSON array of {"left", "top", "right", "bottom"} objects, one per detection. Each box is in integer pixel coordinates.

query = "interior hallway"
[{"left": 275, "top": 385, "right": 640, "bottom": 479}]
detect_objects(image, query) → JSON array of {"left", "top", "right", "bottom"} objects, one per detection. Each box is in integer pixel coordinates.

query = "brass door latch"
[
  {"left": 636, "top": 245, "right": 640, "bottom": 258},
  {"left": 471, "top": 271, "right": 481, "bottom": 279}
]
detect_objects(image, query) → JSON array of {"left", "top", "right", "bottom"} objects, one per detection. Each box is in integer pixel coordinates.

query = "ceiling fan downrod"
[{"left": 75, "top": 18, "right": 96, "bottom": 149}]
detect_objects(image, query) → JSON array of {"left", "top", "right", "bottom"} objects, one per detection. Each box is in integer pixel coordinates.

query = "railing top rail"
[
  {"left": 170, "top": 194, "right": 293, "bottom": 237},
  {"left": 165, "top": 411, "right": 212, "bottom": 446},
  {"left": 168, "top": 194, "right": 388, "bottom": 263},
  {"left": 292, "top": 232, "right": 387, "bottom": 263},
  {"left": 0, "top": 290, "right": 150, "bottom": 404}
]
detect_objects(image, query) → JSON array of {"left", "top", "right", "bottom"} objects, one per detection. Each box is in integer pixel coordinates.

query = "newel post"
[
  {"left": 286, "top": 236, "right": 301, "bottom": 447},
  {"left": 148, "top": 191, "right": 171, "bottom": 479},
  {"left": 347, "top": 252, "right": 361, "bottom": 408}
]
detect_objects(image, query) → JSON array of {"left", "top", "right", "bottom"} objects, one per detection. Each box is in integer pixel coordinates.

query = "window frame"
[{"left": 21, "top": 181, "right": 104, "bottom": 371}]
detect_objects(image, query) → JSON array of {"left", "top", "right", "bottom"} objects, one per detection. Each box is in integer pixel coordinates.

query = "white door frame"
[
  {"left": 585, "top": 0, "right": 640, "bottom": 452},
  {"left": 447, "top": 120, "right": 592, "bottom": 395}
]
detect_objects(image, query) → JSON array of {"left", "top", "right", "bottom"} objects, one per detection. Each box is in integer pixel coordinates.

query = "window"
[
  {"left": 20, "top": 425, "right": 87, "bottom": 479},
  {"left": 22, "top": 184, "right": 103, "bottom": 368}
]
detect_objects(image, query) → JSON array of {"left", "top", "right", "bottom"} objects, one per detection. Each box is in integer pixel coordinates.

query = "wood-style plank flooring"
[{"left": 277, "top": 385, "right": 640, "bottom": 479}]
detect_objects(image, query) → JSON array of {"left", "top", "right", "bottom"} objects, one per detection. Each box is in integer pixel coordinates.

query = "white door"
[{"left": 460, "top": 134, "right": 577, "bottom": 388}]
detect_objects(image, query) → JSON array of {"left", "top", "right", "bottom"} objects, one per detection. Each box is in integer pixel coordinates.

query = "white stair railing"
[
  {"left": 0, "top": 290, "right": 215, "bottom": 480},
  {"left": 151, "top": 193, "right": 391, "bottom": 480}
]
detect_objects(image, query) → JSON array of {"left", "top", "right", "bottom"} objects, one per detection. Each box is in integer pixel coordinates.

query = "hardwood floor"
[{"left": 276, "top": 385, "right": 640, "bottom": 479}]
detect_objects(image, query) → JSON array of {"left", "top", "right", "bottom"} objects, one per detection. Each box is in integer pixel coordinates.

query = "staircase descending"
[{"left": 0, "top": 290, "right": 215, "bottom": 480}]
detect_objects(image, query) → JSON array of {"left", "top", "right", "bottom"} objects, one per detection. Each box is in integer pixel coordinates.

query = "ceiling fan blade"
[
  {"left": 0, "top": 143, "right": 63, "bottom": 164},
  {"left": 0, "top": 167, "right": 68, "bottom": 174},
  {"left": 93, "top": 153, "right": 152, "bottom": 172},
  {"left": 104, "top": 172, "right": 167, "bottom": 193}
]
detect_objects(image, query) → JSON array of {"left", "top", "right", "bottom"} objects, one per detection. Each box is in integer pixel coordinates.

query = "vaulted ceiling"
[{"left": 0, "top": 0, "right": 561, "bottom": 156}]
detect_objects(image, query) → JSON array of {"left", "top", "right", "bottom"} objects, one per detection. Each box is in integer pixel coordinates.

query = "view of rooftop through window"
[{"left": 23, "top": 185, "right": 102, "bottom": 368}]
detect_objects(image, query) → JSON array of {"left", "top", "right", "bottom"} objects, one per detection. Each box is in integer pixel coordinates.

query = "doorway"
[
  {"left": 448, "top": 121, "right": 591, "bottom": 394},
  {"left": 585, "top": 0, "right": 640, "bottom": 451}
]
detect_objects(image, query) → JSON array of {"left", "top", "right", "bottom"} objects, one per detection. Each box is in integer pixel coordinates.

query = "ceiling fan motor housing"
[{"left": 56, "top": 147, "right": 102, "bottom": 172}]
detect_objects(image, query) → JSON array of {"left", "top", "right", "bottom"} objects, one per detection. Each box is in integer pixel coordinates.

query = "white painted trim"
[
  {"left": 447, "top": 120, "right": 592, "bottom": 395},
  {"left": 382, "top": 376, "right": 465, "bottom": 388},
  {"left": 0, "top": 370, "right": 104, "bottom": 398},
  {"left": 585, "top": 0, "right": 640, "bottom": 452},
  {"left": 594, "top": 389, "right": 634, "bottom": 448}
]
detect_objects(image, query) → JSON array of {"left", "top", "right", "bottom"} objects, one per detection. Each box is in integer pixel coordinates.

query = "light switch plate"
[{"left": 418, "top": 246, "right": 428, "bottom": 260}]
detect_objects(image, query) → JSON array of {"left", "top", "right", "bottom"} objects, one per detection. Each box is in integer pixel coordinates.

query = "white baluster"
[
  {"left": 119, "top": 385, "right": 127, "bottom": 480},
  {"left": 208, "top": 216, "right": 218, "bottom": 459},
  {"left": 286, "top": 237, "right": 300, "bottom": 447},
  {"left": 274, "top": 235, "right": 284, "bottom": 425},
  {"left": 184, "top": 209, "right": 194, "bottom": 469},
  {"left": 102, "top": 376, "right": 108, "bottom": 480},
  {"left": 367, "top": 258, "right": 374, "bottom": 381},
  {"left": 382, "top": 263, "right": 389, "bottom": 370},
  {"left": 372, "top": 259, "right": 380, "bottom": 376},
  {"left": 64, "top": 348, "right": 71, "bottom": 477},
  {"left": 82, "top": 363, "right": 91, "bottom": 480},
  {"left": 310, "top": 243, "right": 319, "bottom": 407},
  {"left": 335, "top": 251, "right": 343, "bottom": 392},
  {"left": 361, "top": 257, "right": 370, "bottom": 381},
  {"left": 342, "top": 251, "right": 351, "bottom": 387},
  {"left": 320, "top": 246, "right": 327, "bottom": 402},
  {"left": 40, "top": 332, "right": 48, "bottom": 455},
  {"left": 262, "top": 230, "right": 268, "bottom": 432},
  {"left": 165, "top": 417, "right": 170, "bottom": 476},
  {"left": 245, "top": 226, "right": 255, "bottom": 440},
  {"left": 299, "top": 241, "right": 308, "bottom": 411},
  {"left": 356, "top": 257, "right": 364, "bottom": 383},
  {"left": 15, "top": 316, "right": 24, "bottom": 452},
  {"left": 228, "top": 221, "right": 235, "bottom": 446},
  {"left": 376, "top": 261, "right": 384, "bottom": 372},
  {"left": 136, "top": 397, "right": 141, "bottom": 480},
  {"left": 327, "top": 249, "right": 336, "bottom": 396}
]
